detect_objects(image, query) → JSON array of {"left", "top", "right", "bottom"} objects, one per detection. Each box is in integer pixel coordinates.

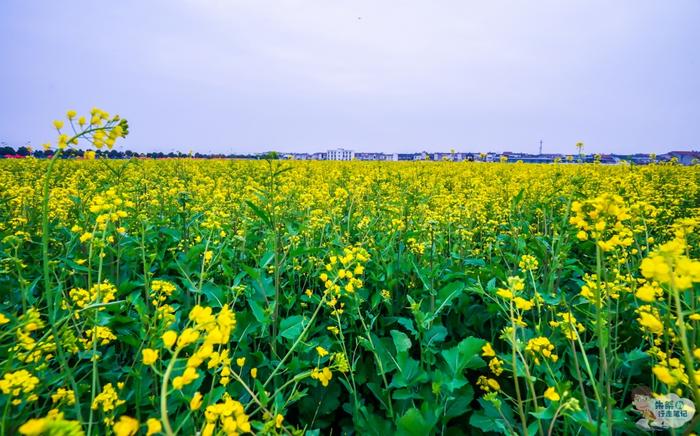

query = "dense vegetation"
[{"left": 1, "top": 111, "right": 700, "bottom": 435}]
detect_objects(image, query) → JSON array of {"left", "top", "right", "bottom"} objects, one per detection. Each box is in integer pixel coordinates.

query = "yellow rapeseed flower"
[
  {"left": 638, "top": 312, "right": 663, "bottom": 335},
  {"left": 113, "top": 416, "right": 139, "bottom": 436},
  {"left": 146, "top": 418, "right": 162, "bottom": 436},
  {"left": 190, "top": 392, "right": 203, "bottom": 410},
  {"left": 513, "top": 297, "right": 534, "bottom": 311},
  {"left": 142, "top": 348, "right": 158, "bottom": 365},
  {"left": 162, "top": 331, "right": 177, "bottom": 349},
  {"left": 311, "top": 367, "right": 332, "bottom": 387},
  {"left": 481, "top": 343, "right": 496, "bottom": 357},
  {"left": 653, "top": 365, "right": 678, "bottom": 386},
  {"left": 544, "top": 387, "right": 560, "bottom": 401}
]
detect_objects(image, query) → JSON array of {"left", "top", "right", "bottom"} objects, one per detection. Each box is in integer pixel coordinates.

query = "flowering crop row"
[{"left": 0, "top": 111, "right": 699, "bottom": 434}]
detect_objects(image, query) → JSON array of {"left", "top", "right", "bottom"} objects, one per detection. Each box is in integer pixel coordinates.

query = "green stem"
[
  {"left": 161, "top": 347, "right": 181, "bottom": 436},
  {"left": 670, "top": 282, "right": 700, "bottom": 434},
  {"left": 509, "top": 302, "right": 529, "bottom": 436},
  {"left": 356, "top": 302, "right": 394, "bottom": 418},
  {"left": 594, "top": 244, "right": 612, "bottom": 434},
  {"left": 41, "top": 150, "right": 84, "bottom": 423},
  {"left": 1, "top": 397, "right": 11, "bottom": 436},
  {"left": 262, "top": 295, "right": 325, "bottom": 389}
]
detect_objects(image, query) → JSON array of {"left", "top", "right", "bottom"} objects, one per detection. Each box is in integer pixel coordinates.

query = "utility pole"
[{"left": 539, "top": 140, "right": 543, "bottom": 155}]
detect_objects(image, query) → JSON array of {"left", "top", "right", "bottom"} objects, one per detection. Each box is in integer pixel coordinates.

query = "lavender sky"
[{"left": 1, "top": 1, "right": 699, "bottom": 154}]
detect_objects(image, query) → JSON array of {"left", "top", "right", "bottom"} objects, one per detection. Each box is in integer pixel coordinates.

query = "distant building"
[
  {"left": 396, "top": 153, "right": 417, "bottom": 161},
  {"left": 661, "top": 151, "right": 700, "bottom": 165},
  {"left": 620, "top": 154, "right": 653, "bottom": 165},
  {"left": 354, "top": 152, "right": 394, "bottom": 161},
  {"left": 285, "top": 153, "right": 312, "bottom": 160},
  {"left": 327, "top": 148, "right": 354, "bottom": 161},
  {"left": 432, "top": 152, "right": 452, "bottom": 161}
]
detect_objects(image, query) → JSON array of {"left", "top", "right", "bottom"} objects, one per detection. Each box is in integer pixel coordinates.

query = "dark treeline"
[{"left": 0, "top": 145, "right": 272, "bottom": 160}]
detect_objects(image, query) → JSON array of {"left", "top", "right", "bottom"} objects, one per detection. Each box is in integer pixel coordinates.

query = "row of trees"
[{"left": 0, "top": 145, "right": 271, "bottom": 160}]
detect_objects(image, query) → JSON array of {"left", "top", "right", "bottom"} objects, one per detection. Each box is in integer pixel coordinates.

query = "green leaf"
[
  {"left": 444, "top": 385, "right": 474, "bottom": 418},
  {"left": 441, "top": 336, "right": 486, "bottom": 376},
  {"left": 359, "top": 333, "right": 398, "bottom": 373},
  {"left": 392, "top": 388, "right": 418, "bottom": 400},
  {"left": 390, "top": 355, "right": 422, "bottom": 388},
  {"left": 365, "top": 382, "right": 391, "bottom": 412},
  {"left": 391, "top": 330, "right": 412, "bottom": 354},
  {"left": 437, "top": 281, "right": 464, "bottom": 303},
  {"left": 396, "top": 317, "right": 418, "bottom": 337},
  {"left": 258, "top": 251, "right": 274, "bottom": 268},
  {"left": 423, "top": 325, "right": 447, "bottom": 347},
  {"left": 240, "top": 264, "right": 260, "bottom": 281},
  {"left": 248, "top": 299, "right": 269, "bottom": 325},
  {"left": 463, "top": 258, "right": 486, "bottom": 267},
  {"left": 196, "top": 282, "right": 223, "bottom": 307},
  {"left": 355, "top": 405, "right": 394, "bottom": 435},
  {"left": 530, "top": 404, "right": 556, "bottom": 420},
  {"left": 397, "top": 408, "right": 432, "bottom": 436},
  {"left": 245, "top": 200, "right": 272, "bottom": 227},
  {"left": 279, "top": 315, "right": 306, "bottom": 340},
  {"left": 620, "top": 348, "right": 649, "bottom": 376},
  {"left": 469, "top": 400, "right": 510, "bottom": 434},
  {"left": 567, "top": 409, "right": 597, "bottom": 433}
]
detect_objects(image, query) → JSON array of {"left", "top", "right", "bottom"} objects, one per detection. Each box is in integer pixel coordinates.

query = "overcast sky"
[{"left": 1, "top": 1, "right": 699, "bottom": 154}]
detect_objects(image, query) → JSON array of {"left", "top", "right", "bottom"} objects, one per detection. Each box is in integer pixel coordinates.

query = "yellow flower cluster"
[
  {"left": 406, "top": 237, "right": 425, "bottom": 255},
  {"left": 518, "top": 254, "right": 539, "bottom": 271},
  {"left": 67, "top": 280, "right": 117, "bottom": 312},
  {"left": 18, "top": 410, "right": 82, "bottom": 436},
  {"left": 477, "top": 375, "right": 500, "bottom": 392},
  {"left": 481, "top": 343, "right": 496, "bottom": 357},
  {"left": 0, "top": 369, "right": 40, "bottom": 405},
  {"left": 641, "top": 236, "right": 700, "bottom": 290},
  {"left": 149, "top": 280, "right": 178, "bottom": 326},
  {"left": 525, "top": 337, "right": 558, "bottom": 365},
  {"left": 332, "top": 352, "right": 350, "bottom": 373},
  {"left": 636, "top": 305, "right": 664, "bottom": 336},
  {"left": 88, "top": 188, "right": 132, "bottom": 232},
  {"left": 150, "top": 280, "right": 177, "bottom": 305},
  {"left": 549, "top": 312, "right": 585, "bottom": 341},
  {"left": 142, "top": 348, "right": 159, "bottom": 365},
  {"left": 634, "top": 280, "right": 664, "bottom": 302},
  {"left": 570, "top": 194, "right": 635, "bottom": 251},
  {"left": 92, "top": 383, "right": 125, "bottom": 415},
  {"left": 653, "top": 358, "right": 691, "bottom": 388},
  {"left": 80, "top": 325, "right": 118, "bottom": 349},
  {"left": 319, "top": 246, "right": 369, "bottom": 314},
  {"left": 311, "top": 366, "right": 333, "bottom": 387},
  {"left": 488, "top": 357, "right": 504, "bottom": 376},
  {"left": 51, "top": 387, "right": 76, "bottom": 405},
  {"left": 11, "top": 308, "right": 55, "bottom": 365},
  {"left": 164, "top": 305, "right": 238, "bottom": 389},
  {"left": 49, "top": 107, "right": 126, "bottom": 151},
  {"left": 495, "top": 276, "right": 536, "bottom": 314},
  {"left": 203, "top": 394, "right": 252, "bottom": 436},
  {"left": 579, "top": 273, "right": 629, "bottom": 302}
]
